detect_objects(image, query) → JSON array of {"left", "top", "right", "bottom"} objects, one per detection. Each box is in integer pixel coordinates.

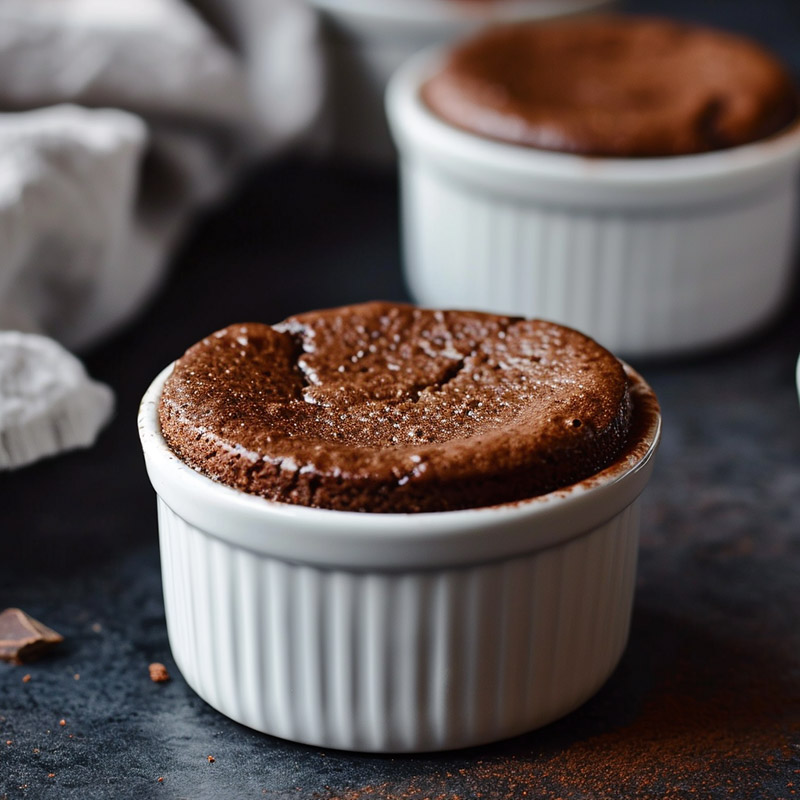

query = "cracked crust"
[{"left": 158, "top": 302, "right": 632, "bottom": 513}]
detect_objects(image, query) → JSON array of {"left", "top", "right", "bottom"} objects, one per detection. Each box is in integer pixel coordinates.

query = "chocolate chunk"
[{"left": 0, "top": 608, "right": 64, "bottom": 665}]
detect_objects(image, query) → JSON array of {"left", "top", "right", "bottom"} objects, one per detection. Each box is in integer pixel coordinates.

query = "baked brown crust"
[
  {"left": 422, "top": 16, "right": 799, "bottom": 157},
  {"left": 159, "top": 302, "right": 632, "bottom": 513}
]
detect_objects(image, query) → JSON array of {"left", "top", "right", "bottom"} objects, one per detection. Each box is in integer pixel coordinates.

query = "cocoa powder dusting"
[{"left": 310, "top": 621, "right": 799, "bottom": 800}]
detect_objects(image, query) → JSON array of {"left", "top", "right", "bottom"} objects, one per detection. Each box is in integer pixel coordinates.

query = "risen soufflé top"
[
  {"left": 422, "top": 16, "right": 799, "bottom": 157},
  {"left": 159, "top": 302, "right": 633, "bottom": 513}
]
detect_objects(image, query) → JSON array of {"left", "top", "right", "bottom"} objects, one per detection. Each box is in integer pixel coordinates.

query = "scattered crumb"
[
  {"left": 91, "top": 623, "right": 102, "bottom": 633},
  {"left": 22, "top": 674, "right": 30, "bottom": 683},
  {"left": 6, "top": 740, "right": 12, "bottom": 746},
  {"left": 207, "top": 756, "right": 215, "bottom": 763},
  {"left": 157, "top": 777, "right": 164, "bottom": 783},
  {"left": 149, "top": 663, "right": 170, "bottom": 683},
  {"left": 47, "top": 774, "right": 54, "bottom": 779},
  {"left": 73, "top": 674, "right": 80, "bottom": 681},
  {"left": 58, "top": 719, "right": 66, "bottom": 727},
  {"left": 33, "top": 748, "right": 39, "bottom": 754}
]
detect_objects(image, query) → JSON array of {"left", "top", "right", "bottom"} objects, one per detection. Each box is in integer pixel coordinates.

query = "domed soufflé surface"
[
  {"left": 422, "top": 16, "right": 799, "bottom": 157},
  {"left": 159, "top": 302, "right": 633, "bottom": 512}
]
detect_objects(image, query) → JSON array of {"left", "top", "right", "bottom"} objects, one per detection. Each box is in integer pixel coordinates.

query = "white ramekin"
[
  {"left": 308, "top": 0, "right": 615, "bottom": 163},
  {"left": 796, "top": 353, "right": 800, "bottom": 405},
  {"left": 387, "top": 50, "right": 800, "bottom": 359},
  {"left": 139, "top": 362, "right": 660, "bottom": 752}
]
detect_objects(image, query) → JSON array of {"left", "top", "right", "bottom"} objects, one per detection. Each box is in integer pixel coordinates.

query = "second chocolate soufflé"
[
  {"left": 422, "top": 16, "right": 800, "bottom": 157},
  {"left": 159, "top": 302, "right": 635, "bottom": 513}
]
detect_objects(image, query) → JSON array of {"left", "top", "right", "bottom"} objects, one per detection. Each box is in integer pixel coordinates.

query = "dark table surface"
[{"left": 2, "top": 1, "right": 800, "bottom": 798}]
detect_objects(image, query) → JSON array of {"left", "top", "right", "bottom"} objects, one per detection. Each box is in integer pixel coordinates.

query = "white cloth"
[
  {"left": 0, "top": 105, "right": 147, "bottom": 348},
  {"left": 0, "top": 331, "right": 114, "bottom": 469},
  {"left": 0, "top": 0, "right": 324, "bottom": 467}
]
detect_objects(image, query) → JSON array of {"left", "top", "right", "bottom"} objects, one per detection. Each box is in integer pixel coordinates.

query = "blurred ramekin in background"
[
  {"left": 796, "top": 353, "right": 800, "bottom": 404},
  {"left": 386, "top": 51, "right": 800, "bottom": 359},
  {"left": 139, "top": 363, "right": 660, "bottom": 753},
  {"left": 308, "top": 0, "right": 615, "bottom": 163}
]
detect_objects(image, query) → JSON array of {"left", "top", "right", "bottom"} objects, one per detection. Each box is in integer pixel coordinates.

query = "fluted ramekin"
[
  {"left": 309, "top": 0, "right": 615, "bottom": 163},
  {"left": 139, "top": 363, "right": 660, "bottom": 753},
  {"left": 387, "top": 50, "right": 800, "bottom": 358}
]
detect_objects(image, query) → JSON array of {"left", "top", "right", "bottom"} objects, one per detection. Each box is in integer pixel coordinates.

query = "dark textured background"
[{"left": 2, "top": 1, "right": 800, "bottom": 798}]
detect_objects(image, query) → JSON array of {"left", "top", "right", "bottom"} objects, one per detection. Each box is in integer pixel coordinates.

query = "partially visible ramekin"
[
  {"left": 387, "top": 50, "right": 800, "bottom": 358},
  {"left": 796, "top": 353, "right": 800, "bottom": 405},
  {"left": 309, "top": 0, "right": 615, "bottom": 163},
  {"left": 139, "top": 362, "right": 660, "bottom": 753}
]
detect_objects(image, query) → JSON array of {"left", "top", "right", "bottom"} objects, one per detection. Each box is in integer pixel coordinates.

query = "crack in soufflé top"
[
  {"left": 422, "top": 16, "right": 799, "bottom": 157},
  {"left": 159, "top": 302, "right": 633, "bottom": 513}
]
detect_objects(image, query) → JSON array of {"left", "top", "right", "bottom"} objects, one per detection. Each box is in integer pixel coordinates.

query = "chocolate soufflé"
[
  {"left": 422, "top": 16, "right": 800, "bottom": 157},
  {"left": 159, "top": 302, "right": 636, "bottom": 513}
]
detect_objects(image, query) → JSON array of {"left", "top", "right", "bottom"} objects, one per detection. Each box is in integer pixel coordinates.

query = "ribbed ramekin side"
[
  {"left": 157, "top": 498, "right": 641, "bottom": 752},
  {"left": 400, "top": 159, "right": 798, "bottom": 357}
]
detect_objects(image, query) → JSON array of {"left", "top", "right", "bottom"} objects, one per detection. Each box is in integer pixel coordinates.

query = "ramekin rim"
[
  {"left": 139, "top": 359, "right": 660, "bottom": 532},
  {"left": 308, "top": 0, "right": 615, "bottom": 27},
  {"left": 386, "top": 47, "right": 800, "bottom": 185}
]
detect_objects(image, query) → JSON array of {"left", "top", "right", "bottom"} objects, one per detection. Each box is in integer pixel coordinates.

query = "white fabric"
[
  {"left": 0, "top": 0, "right": 324, "bottom": 466},
  {"left": 0, "top": 105, "right": 147, "bottom": 348},
  {"left": 0, "top": 0, "right": 250, "bottom": 122},
  {"left": 0, "top": 331, "right": 114, "bottom": 469}
]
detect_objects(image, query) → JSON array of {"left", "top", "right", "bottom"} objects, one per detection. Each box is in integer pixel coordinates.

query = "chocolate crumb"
[
  {"left": 0, "top": 608, "right": 63, "bottom": 665},
  {"left": 207, "top": 756, "right": 215, "bottom": 763},
  {"left": 148, "top": 663, "right": 170, "bottom": 683},
  {"left": 22, "top": 674, "right": 31, "bottom": 683}
]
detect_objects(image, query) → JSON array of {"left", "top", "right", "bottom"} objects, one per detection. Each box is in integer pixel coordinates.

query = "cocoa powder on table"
[{"left": 312, "top": 619, "right": 800, "bottom": 800}]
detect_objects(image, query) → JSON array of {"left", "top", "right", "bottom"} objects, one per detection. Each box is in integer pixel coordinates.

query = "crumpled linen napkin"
[
  {"left": 0, "top": 331, "right": 114, "bottom": 470},
  {"left": 0, "top": 0, "right": 323, "bottom": 469}
]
